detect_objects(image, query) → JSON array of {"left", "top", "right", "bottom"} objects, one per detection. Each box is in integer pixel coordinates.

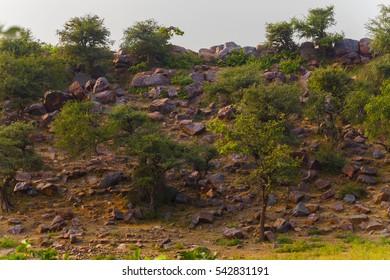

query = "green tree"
[
  {"left": 209, "top": 113, "right": 299, "bottom": 241},
  {"left": 265, "top": 21, "right": 297, "bottom": 52},
  {"left": 0, "top": 29, "right": 42, "bottom": 57},
  {"left": 366, "top": 4, "right": 390, "bottom": 54},
  {"left": 121, "top": 19, "right": 183, "bottom": 66},
  {"left": 293, "top": 6, "right": 344, "bottom": 54},
  {"left": 57, "top": 14, "right": 111, "bottom": 69},
  {"left": 0, "top": 24, "right": 20, "bottom": 38},
  {"left": 52, "top": 101, "right": 109, "bottom": 157},
  {"left": 0, "top": 122, "right": 42, "bottom": 212}
]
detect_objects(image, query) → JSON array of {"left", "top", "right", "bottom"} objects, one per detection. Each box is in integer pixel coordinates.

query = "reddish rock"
[
  {"left": 342, "top": 164, "right": 359, "bottom": 177},
  {"left": 302, "top": 170, "right": 318, "bottom": 182},
  {"left": 354, "top": 204, "right": 371, "bottom": 214},
  {"left": 306, "top": 213, "right": 320, "bottom": 225},
  {"left": 50, "top": 215, "right": 66, "bottom": 231},
  {"left": 43, "top": 90, "right": 70, "bottom": 113},
  {"left": 306, "top": 204, "right": 319, "bottom": 213},
  {"left": 274, "top": 218, "right": 291, "bottom": 233},
  {"left": 36, "top": 183, "right": 58, "bottom": 196},
  {"left": 288, "top": 191, "right": 305, "bottom": 204},
  {"left": 264, "top": 231, "right": 276, "bottom": 241},
  {"left": 221, "top": 227, "right": 248, "bottom": 239},
  {"left": 93, "top": 77, "right": 110, "bottom": 93},
  {"left": 365, "top": 220, "right": 384, "bottom": 231},
  {"left": 181, "top": 122, "right": 206, "bottom": 136},
  {"left": 320, "top": 189, "right": 335, "bottom": 200},
  {"left": 217, "top": 105, "right": 235, "bottom": 119},
  {"left": 349, "top": 214, "right": 369, "bottom": 224},
  {"left": 8, "top": 225, "right": 24, "bottom": 235},
  {"left": 373, "top": 192, "right": 389, "bottom": 204},
  {"left": 147, "top": 111, "right": 164, "bottom": 121},
  {"left": 92, "top": 90, "right": 116, "bottom": 104},
  {"left": 37, "top": 224, "right": 50, "bottom": 234},
  {"left": 150, "top": 98, "right": 176, "bottom": 113},
  {"left": 132, "top": 72, "right": 170, "bottom": 87},
  {"left": 340, "top": 222, "right": 353, "bottom": 231},
  {"left": 315, "top": 178, "right": 331, "bottom": 190},
  {"left": 68, "top": 81, "right": 86, "bottom": 100}
]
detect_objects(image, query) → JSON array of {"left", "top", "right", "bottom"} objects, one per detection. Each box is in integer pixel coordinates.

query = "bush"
[
  {"left": 216, "top": 49, "right": 248, "bottom": 67},
  {"left": 179, "top": 247, "right": 217, "bottom": 260},
  {"left": 314, "top": 144, "right": 345, "bottom": 173},
  {"left": 338, "top": 181, "right": 367, "bottom": 199},
  {"left": 0, "top": 237, "right": 17, "bottom": 248},
  {"left": 343, "top": 90, "right": 371, "bottom": 125},
  {"left": 164, "top": 52, "right": 204, "bottom": 69},
  {"left": 280, "top": 57, "right": 303, "bottom": 74},
  {"left": 171, "top": 70, "right": 195, "bottom": 86}
]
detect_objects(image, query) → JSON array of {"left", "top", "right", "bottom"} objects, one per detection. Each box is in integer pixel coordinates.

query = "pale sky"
[{"left": 0, "top": 0, "right": 386, "bottom": 51}]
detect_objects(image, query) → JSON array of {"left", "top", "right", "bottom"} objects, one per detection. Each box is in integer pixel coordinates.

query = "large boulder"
[
  {"left": 92, "top": 90, "right": 116, "bottom": 104},
  {"left": 93, "top": 77, "right": 110, "bottom": 93},
  {"left": 299, "top": 42, "right": 317, "bottom": 60},
  {"left": 198, "top": 48, "right": 215, "bottom": 61},
  {"left": 43, "top": 90, "right": 72, "bottom": 113},
  {"left": 169, "top": 44, "right": 189, "bottom": 55},
  {"left": 132, "top": 70, "right": 170, "bottom": 87},
  {"left": 214, "top": 42, "right": 241, "bottom": 60},
  {"left": 150, "top": 98, "right": 176, "bottom": 113},
  {"left": 67, "top": 81, "right": 86, "bottom": 100},
  {"left": 334, "top": 39, "right": 359, "bottom": 58},
  {"left": 359, "top": 38, "right": 372, "bottom": 57}
]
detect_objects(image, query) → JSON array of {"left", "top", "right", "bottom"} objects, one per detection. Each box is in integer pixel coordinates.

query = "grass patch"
[
  {"left": 0, "top": 237, "right": 17, "bottom": 248},
  {"left": 216, "top": 238, "right": 242, "bottom": 247},
  {"left": 276, "top": 236, "right": 293, "bottom": 244},
  {"left": 338, "top": 182, "right": 367, "bottom": 199}
]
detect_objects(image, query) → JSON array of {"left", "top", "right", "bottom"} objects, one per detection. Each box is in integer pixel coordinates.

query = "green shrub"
[
  {"left": 0, "top": 237, "right": 17, "bottom": 248},
  {"left": 275, "top": 241, "right": 311, "bottom": 253},
  {"left": 338, "top": 182, "right": 367, "bottom": 198},
  {"left": 179, "top": 247, "right": 217, "bottom": 260},
  {"left": 164, "top": 53, "right": 204, "bottom": 69},
  {"left": 280, "top": 57, "right": 302, "bottom": 74},
  {"left": 216, "top": 238, "right": 242, "bottom": 246},
  {"left": 314, "top": 144, "right": 346, "bottom": 173},
  {"left": 128, "top": 61, "right": 150, "bottom": 74},
  {"left": 276, "top": 236, "right": 293, "bottom": 244},
  {"left": 171, "top": 70, "right": 194, "bottom": 86},
  {"left": 217, "top": 49, "right": 248, "bottom": 67},
  {"left": 335, "top": 233, "right": 366, "bottom": 244}
]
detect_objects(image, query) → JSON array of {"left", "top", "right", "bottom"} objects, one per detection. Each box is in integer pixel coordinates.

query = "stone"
[
  {"left": 320, "top": 189, "right": 335, "bottom": 200},
  {"left": 174, "top": 192, "right": 188, "bottom": 204},
  {"left": 264, "top": 231, "right": 276, "bottom": 241},
  {"left": 221, "top": 227, "right": 248, "bottom": 239},
  {"left": 181, "top": 122, "right": 206, "bottom": 135},
  {"left": 365, "top": 220, "right": 384, "bottom": 231},
  {"left": 191, "top": 212, "right": 214, "bottom": 225},
  {"left": 132, "top": 72, "right": 170, "bottom": 87},
  {"left": 373, "top": 149, "right": 384, "bottom": 159},
  {"left": 360, "top": 166, "right": 377, "bottom": 176},
  {"left": 357, "top": 175, "right": 377, "bottom": 185},
  {"left": 267, "top": 193, "right": 278, "bottom": 206},
  {"left": 40, "top": 111, "right": 59, "bottom": 127},
  {"left": 373, "top": 192, "right": 389, "bottom": 204},
  {"left": 332, "top": 203, "right": 344, "bottom": 212},
  {"left": 354, "top": 204, "right": 371, "bottom": 214},
  {"left": 99, "top": 172, "right": 123, "bottom": 188},
  {"left": 150, "top": 98, "right": 175, "bottom": 113},
  {"left": 189, "top": 72, "right": 205, "bottom": 83},
  {"left": 198, "top": 48, "right": 215, "bottom": 61},
  {"left": 214, "top": 42, "right": 241, "bottom": 59},
  {"left": 306, "top": 204, "right": 319, "bottom": 213},
  {"left": 292, "top": 202, "right": 310, "bottom": 217},
  {"left": 50, "top": 215, "right": 66, "bottom": 231},
  {"left": 359, "top": 38, "right": 372, "bottom": 57},
  {"left": 288, "top": 191, "right": 305, "bottom": 204},
  {"left": 342, "top": 164, "right": 359, "bottom": 177},
  {"left": 93, "top": 77, "right": 110, "bottom": 93},
  {"left": 169, "top": 44, "right": 189, "bottom": 55},
  {"left": 349, "top": 214, "right": 369, "bottom": 224},
  {"left": 85, "top": 79, "right": 96, "bottom": 91},
  {"left": 340, "top": 222, "right": 353, "bottom": 231},
  {"left": 8, "top": 225, "right": 24, "bottom": 234},
  {"left": 112, "top": 209, "right": 125, "bottom": 220},
  {"left": 36, "top": 183, "right": 58, "bottom": 196},
  {"left": 92, "top": 90, "right": 116, "bottom": 104},
  {"left": 299, "top": 42, "right": 317, "bottom": 60},
  {"left": 306, "top": 213, "right": 320, "bottom": 225},
  {"left": 37, "top": 224, "right": 50, "bottom": 234},
  {"left": 26, "top": 103, "right": 46, "bottom": 116},
  {"left": 274, "top": 218, "right": 291, "bottom": 233},
  {"left": 217, "top": 105, "right": 235, "bottom": 119},
  {"left": 167, "top": 87, "right": 178, "bottom": 98},
  {"left": 147, "top": 111, "right": 164, "bottom": 121},
  {"left": 67, "top": 81, "right": 86, "bottom": 100},
  {"left": 15, "top": 172, "right": 32, "bottom": 182},
  {"left": 43, "top": 90, "right": 69, "bottom": 113},
  {"left": 343, "top": 193, "right": 356, "bottom": 204},
  {"left": 209, "top": 173, "right": 225, "bottom": 184},
  {"left": 334, "top": 39, "right": 359, "bottom": 57},
  {"left": 184, "top": 82, "right": 203, "bottom": 98},
  {"left": 315, "top": 178, "right": 331, "bottom": 190},
  {"left": 55, "top": 209, "right": 74, "bottom": 220},
  {"left": 13, "top": 182, "right": 34, "bottom": 193},
  {"left": 148, "top": 86, "right": 165, "bottom": 99},
  {"left": 124, "top": 213, "right": 136, "bottom": 224}
]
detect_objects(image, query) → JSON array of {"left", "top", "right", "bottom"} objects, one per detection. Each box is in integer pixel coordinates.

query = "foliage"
[
  {"left": 265, "top": 21, "right": 297, "bottom": 52},
  {"left": 314, "top": 143, "right": 345, "bottom": 173},
  {"left": 276, "top": 236, "right": 293, "bottom": 244},
  {"left": 308, "top": 66, "right": 351, "bottom": 98},
  {"left": 216, "top": 49, "right": 248, "bottom": 67},
  {"left": 0, "top": 29, "right": 43, "bottom": 57},
  {"left": 338, "top": 181, "right": 367, "bottom": 199},
  {"left": 204, "top": 63, "right": 263, "bottom": 104},
  {"left": 292, "top": 5, "right": 344, "bottom": 49},
  {"left": 343, "top": 90, "right": 371, "bottom": 125},
  {"left": 275, "top": 240, "right": 313, "bottom": 253},
  {"left": 356, "top": 54, "right": 390, "bottom": 89},
  {"left": 52, "top": 101, "right": 109, "bottom": 157},
  {"left": 57, "top": 14, "right": 111, "bottom": 68},
  {"left": 0, "top": 237, "right": 17, "bottom": 248},
  {"left": 121, "top": 19, "right": 183, "bottom": 66},
  {"left": 279, "top": 57, "right": 303, "bottom": 74},
  {"left": 179, "top": 247, "right": 217, "bottom": 260},
  {"left": 216, "top": 238, "right": 242, "bottom": 247},
  {"left": 171, "top": 70, "right": 195, "bottom": 86},
  {"left": 0, "top": 240, "right": 58, "bottom": 260},
  {"left": 164, "top": 52, "right": 204, "bottom": 69},
  {"left": 128, "top": 61, "right": 150, "bottom": 74},
  {"left": 0, "top": 24, "right": 21, "bottom": 38},
  {"left": 366, "top": 4, "right": 390, "bottom": 54}
]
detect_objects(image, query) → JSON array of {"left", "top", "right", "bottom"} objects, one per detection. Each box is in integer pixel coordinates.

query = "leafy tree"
[
  {"left": 366, "top": 4, "right": 390, "bottom": 54},
  {"left": 57, "top": 14, "right": 111, "bottom": 69},
  {"left": 0, "top": 24, "right": 20, "bottom": 38},
  {"left": 209, "top": 112, "right": 299, "bottom": 241},
  {"left": 0, "top": 52, "right": 68, "bottom": 114},
  {"left": 52, "top": 101, "right": 109, "bottom": 157},
  {"left": 265, "top": 21, "right": 297, "bottom": 52},
  {"left": 0, "top": 122, "right": 42, "bottom": 212},
  {"left": 121, "top": 19, "right": 183, "bottom": 65},
  {"left": 343, "top": 90, "right": 371, "bottom": 125},
  {"left": 0, "top": 29, "right": 42, "bottom": 57},
  {"left": 292, "top": 6, "right": 344, "bottom": 54},
  {"left": 305, "top": 66, "right": 352, "bottom": 140}
]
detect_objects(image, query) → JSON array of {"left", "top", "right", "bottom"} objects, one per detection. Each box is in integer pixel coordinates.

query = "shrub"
[
  {"left": 179, "top": 247, "right": 217, "bottom": 260},
  {"left": 164, "top": 52, "right": 204, "bottom": 69},
  {"left": 217, "top": 49, "right": 248, "bottom": 67},
  {"left": 338, "top": 182, "right": 367, "bottom": 199},
  {"left": 314, "top": 143, "right": 345, "bottom": 173},
  {"left": 343, "top": 90, "right": 371, "bottom": 125},
  {"left": 171, "top": 70, "right": 195, "bottom": 86},
  {"left": 0, "top": 237, "right": 17, "bottom": 248},
  {"left": 280, "top": 57, "right": 303, "bottom": 74}
]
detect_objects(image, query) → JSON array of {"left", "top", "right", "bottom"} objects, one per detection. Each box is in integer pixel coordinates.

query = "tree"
[
  {"left": 0, "top": 122, "right": 42, "bottom": 212},
  {"left": 265, "top": 21, "right": 297, "bottom": 52},
  {"left": 57, "top": 14, "right": 111, "bottom": 69},
  {"left": 209, "top": 112, "right": 299, "bottom": 241},
  {"left": 121, "top": 19, "right": 183, "bottom": 65},
  {"left": 0, "top": 29, "right": 42, "bottom": 57},
  {"left": 292, "top": 6, "right": 343, "bottom": 54},
  {"left": 366, "top": 4, "right": 390, "bottom": 54},
  {"left": 0, "top": 24, "right": 20, "bottom": 38}
]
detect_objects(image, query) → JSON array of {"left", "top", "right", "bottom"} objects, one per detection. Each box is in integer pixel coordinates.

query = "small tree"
[
  {"left": 0, "top": 122, "right": 42, "bottom": 212},
  {"left": 293, "top": 5, "right": 343, "bottom": 55},
  {"left": 366, "top": 4, "right": 390, "bottom": 54},
  {"left": 265, "top": 21, "right": 297, "bottom": 52},
  {"left": 121, "top": 19, "right": 183, "bottom": 66},
  {"left": 57, "top": 14, "right": 111, "bottom": 69},
  {"left": 0, "top": 29, "right": 42, "bottom": 57}
]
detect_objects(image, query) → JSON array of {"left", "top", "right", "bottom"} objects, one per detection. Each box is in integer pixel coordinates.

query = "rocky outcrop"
[{"left": 132, "top": 69, "right": 171, "bottom": 87}]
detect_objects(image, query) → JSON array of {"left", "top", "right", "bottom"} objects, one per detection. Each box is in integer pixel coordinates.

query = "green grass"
[
  {"left": 0, "top": 237, "right": 17, "bottom": 248},
  {"left": 276, "top": 236, "right": 293, "bottom": 244},
  {"left": 216, "top": 238, "right": 242, "bottom": 247}
]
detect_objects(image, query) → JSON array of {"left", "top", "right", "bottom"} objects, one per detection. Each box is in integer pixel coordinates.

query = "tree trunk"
[
  {"left": 0, "top": 184, "right": 14, "bottom": 213},
  {"left": 258, "top": 185, "right": 268, "bottom": 242}
]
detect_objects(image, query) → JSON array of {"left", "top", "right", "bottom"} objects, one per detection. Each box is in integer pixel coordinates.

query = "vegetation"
[
  {"left": 265, "top": 21, "right": 297, "bottom": 52},
  {"left": 366, "top": 4, "right": 390, "bottom": 54}
]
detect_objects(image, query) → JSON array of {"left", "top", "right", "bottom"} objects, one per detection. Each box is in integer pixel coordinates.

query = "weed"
[
  {"left": 179, "top": 247, "right": 217, "bottom": 260},
  {"left": 171, "top": 71, "right": 194, "bottom": 86},
  {"left": 335, "top": 233, "right": 366, "bottom": 244},
  {"left": 276, "top": 236, "right": 293, "bottom": 244},
  {"left": 0, "top": 237, "right": 17, "bottom": 248},
  {"left": 338, "top": 182, "right": 367, "bottom": 199},
  {"left": 275, "top": 241, "right": 311, "bottom": 253},
  {"left": 216, "top": 238, "right": 242, "bottom": 247}
]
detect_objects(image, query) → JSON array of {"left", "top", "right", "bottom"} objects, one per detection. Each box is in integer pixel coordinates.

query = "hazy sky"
[{"left": 0, "top": 0, "right": 386, "bottom": 51}]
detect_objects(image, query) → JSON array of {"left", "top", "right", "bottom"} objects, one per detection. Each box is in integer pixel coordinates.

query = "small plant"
[
  {"left": 216, "top": 238, "right": 242, "bottom": 247},
  {"left": 275, "top": 240, "right": 311, "bottom": 253},
  {"left": 217, "top": 49, "right": 248, "bottom": 67},
  {"left": 179, "top": 247, "right": 217, "bottom": 260},
  {"left": 0, "top": 237, "right": 17, "bottom": 248},
  {"left": 280, "top": 57, "right": 302, "bottom": 74},
  {"left": 128, "top": 61, "right": 150, "bottom": 74},
  {"left": 171, "top": 70, "right": 194, "bottom": 86},
  {"left": 276, "top": 236, "right": 293, "bottom": 244},
  {"left": 314, "top": 144, "right": 346, "bottom": 173},
  {"left": 335, "top": 233, "right": 366, "bottom": 244},
  {"left": 338, "top": 182, "right": 367, "bottom": 199}
]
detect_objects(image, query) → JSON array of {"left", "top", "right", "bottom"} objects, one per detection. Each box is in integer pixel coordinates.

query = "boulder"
[
  {"left": 150, "top": 98, "right": 176, "bottom": 113},
  {"left": 50, "top": 215, "right": 66, "bottom": 231},
  {"left": 43, "top": 90, "right": 71, "bottom": 113},
  {"left": 147, "top": 111, "right": 164, "bottom": 121},
  {"left": 357, "top": 175, "right": 378, "bottom": 185},
  {"left": 169, "top": 44, "right": 189, "bottom": 55},
  {"left": 315, "top": 178, "right": 331, "bottom": 190},
  {"left": 337, "top": 52, "right": 361, "bottom": 65},
  {"left": 181, "top": 122, "right": 206, "bottom": 135},
  {"left": 191, "top": 212, "right": 214, "bottom": 225},
  {"left": 288, "top": 191, "right": 305, "bottom": 204},
  {"left": 217, "top": 105, "right": 235, "bottom": 119},
  {"left": 99, "top": 172, "right": 123, "bottom": 188},
  {"left": 8, "top": 225, "right": 24, "bottom": 235},
  {"left": 214, "top": 42, "right": 241, "bottom": 60},
  {"left": 36, "top": 183, "right": 58, "bottom": 196},
  {"left": 67, "top": 81, "right": 86, "bottom": 100},
  {"left": 274, "top": 218, "right": 291, "bottom": 233},
  {"left": 184, "top": 82, "right": 203, "bottom": 98},
  {"left": 26, "top": 103, "right": 46, "bottom": 116},
  {"left": 132, "top": 72, "right": 170, "bottom": 87},
  {"left": 354, "top": 204, "right": 371, "bottom": 214},
  {"left": 299, "top": 42, "right": 317, "bottom": 60},
  {"left": 334, "top": 39, "right": 359, "bottom": 57},
  {"left": 92, "top": 90, "right": 116, "bottom": 104},
  {"left": 343, "top": 193, "right": 356, "bottom": 204},
  {"left": 189, "top": 72, "right": 205, "bottom": 83},
  {"left": 365, "top": 220, "right": 384, "bottom": 231},
  {"left": 320, "top": 189, "right": 335, "bottom": 200},
  {"left": 349, "top": 214, "right": 369, "bottom": 224},
  {"left": 373, "top": 192, "right": 389, "bottom": 204},
  {"left": 72, "top": 72, "right": 90, "bottom": 88},
  {"left": 292, "top": 202, "right": 310, "bottom": 217},
  {"left": 221, "top": 227, "right": 248, "bottom": 239},
  {"left": 359, "top": 38, "right": 372, "bottom": 57},
  {"left": 342, "top": 164, "right": 359, "bottom": 177},
  {"left": 93, "top": 77, "right": 110, "bottom": 93},
  {"left": 198, "top": 48, "right": 215, "bottom": 61},
  {"left": 373, "top": 149, "right": 384, "bottom": 159}
]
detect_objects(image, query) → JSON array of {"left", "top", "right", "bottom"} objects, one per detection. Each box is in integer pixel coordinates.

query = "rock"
[
  {"left": 306, "top": 204, "right": 319, "bottom": 213},
  {"left": 342, "top": 164, "right": 359, "bottom": 177},
  {"left": 13, "top": 182, "right": 34, "bottom": 194},
  {"left": 334, "top": 39, "right": 359, "bottom": 57},
  {"left": 124, "top": 212, "right": 136, "bottom": 224},
  {"left": 184, "top": 82, "right": 203, "bottom": 98},
  {"left": 72, "top": 72, "right": 90, "bottom": 87},
  {"left": 307, "top": 159, "right": 321, "bottom": 170},
  {"left": 292, "top": 202, "right": 310, "bottom": 217},
  {"left": 92, "top": 90, "right": 116, "bottom": 104},
  {"left": 181, "top": 122, "right": 206, "bottom": 135},
  {"left": 274, "top": 218, "right": 291, "bottom": 233},
  {"left": 288, "top": 191, "right": 305, "bottom": 204},
  {"left": 112, "top": 209, "right": 125, "bottom": 220},
  {"left": 148, "top": 86, "right": 165, "bottom": 99},
  {"left": 85, "top": 79, "right": 96, "bottom": 91},
  {"left": 365, "top": 220, "right": 384, "bottom": 231},
  {"left": 360, "top": 166, "right": 377, "bottom": 176},
  {"left": 174, "top": 192, "right": 188, "bottom": 204},
  {"left": 43, "top": 90, "right": 70, "bottom": 113},
  {"left": 8, "top": 225, "right": 24, "bottom": 234},
  {"left": 99, "top": 172, "right": 123, "bottom": 188},
  {"left": 26, "top": 103, "right": 46, "bottom": 116},
  {"left": 315, "top": 178, "right": 331, "bottom": 190},
  {"left": 332, "top": 203, "right": 344, "bottom": 212},
  {"left": 302, "top": 170, "right": 318, "bottom": 182},
  {"left": 167, "top": 87, "right": 178, "bottom": 98},
  {"left": 359, "top": 38, "right": 372, "bottom": 57},
  {"left": 40, "top": 111, "right": 59, "bottom": 127},
  {"left": 221, "top": 227, "right": 248, "bottom": 239},
  {"left": 67, "top": 81, "right": 86, "bottom": 100},
  {"left": 264, "top": 231, "right": 276, "bottom": 241},
  {"left": 373, "top": 192, "right": 389, "bottom": 204},
  {"left": 198, "top": 48, "right": 215, "bottom": 61},
  {"left": 214, "top": 42, "right": 241, "bottom": 60},
  {"left": 306, "top": 213, "right": 320, "bottom": 225},
  {"left": 169, "top": 44, "right": 189, "bottom": 55},
  {"left": 354, "top": 204, "right": 371, "bottom": 214},
  {"left": 191, "top": 212, "right": 214, "bottom": 225},
  {"left": 150, "top": 98, "right": 176, "bottom": 113},
  {"left": 299, "top": 42, "right": 317, "bottom": 60},
  {"left": 267, "top": 193, "right": 278, "bottom": 206},
  {"left": 373, "top": 149, "right": 384, "bottom": 159},
  {"left": 340, "top": 222, "right": 353, "bottom": 231},
  {"left": 7, "top": 218, "right": 21, "bottom": 225},
  {"left": 209, "top": 173, "right": 225, "bottom": 184},
  {"left": 320, "top": 189, "right": 335, "bottom": 200},
  {"left": 217, "top": 105, "right": 235, "bottom": 119},
  {"left": 132, "top": 72, "right": 170, "bottom": 87},
  {"left": 50, "top": 215, "right": 66, "bottom": 231},
  {"left": 357, "top": 175, "right": 377, "bottom": 185},
  {"left": 343, "top": 194, "right": 356, "bottom": 204},
  {"left": 349, "top": 214, "right": 369, "bottom": 224},
  {"left": 15, "top": 172, "right": 32, "bottom": 182},
  {"left": 37, "top": 224, "right": 50, "bottom": 234},
  {"left": 189, "top": 72, "right": 205, "bottom": 83},
  {"left": 36, "top": 183, "right": 58, "bottom": 196},
  {"left": 93, "top": 77, "right": 110, "bottom": 93},
  {"left": 147, "top": 111, "right": 164, "bottom": 121},
  {"left": 55, "top": 209, "right": 74, "bottom": 220}
]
